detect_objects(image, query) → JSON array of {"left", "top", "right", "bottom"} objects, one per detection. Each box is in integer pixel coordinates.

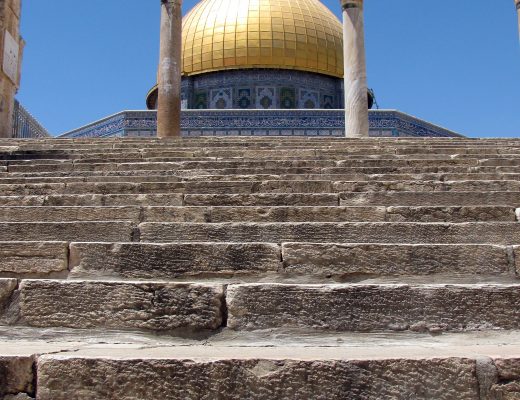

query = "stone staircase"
[{"left": 0, "top": 137, "right": 520, "bottom": 399}]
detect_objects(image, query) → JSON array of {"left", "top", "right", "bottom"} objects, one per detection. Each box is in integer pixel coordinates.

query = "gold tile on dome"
[{"left": 180, "top": 0, "right": 343, "bottom": 77}]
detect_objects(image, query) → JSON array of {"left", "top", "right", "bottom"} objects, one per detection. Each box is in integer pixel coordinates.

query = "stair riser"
[
  {"left": 0, "top": 222, "right": 134, "bottom": 242},
  {"left": 227, "top": 284, "right": 520, "bottom": 332},
  {"left": 68, "top": 242, "right": 515, "bottom": 281},
  {"left": 36, "top": 357, "right": 484, "bottom": 400},
  {"left": 139, "top": 222, "right": 520, "bottom": 245},
  {"left": 16, "top": 280, "right": 224, "bottom": 332},
  {"left": 340, "top": 192, "right": 520, "bottom": 206}
]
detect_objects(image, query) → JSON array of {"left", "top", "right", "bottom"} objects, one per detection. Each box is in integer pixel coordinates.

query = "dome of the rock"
[
  {"left": 182, "top": 0, "right": 343, "bottom": 77},
  {"left": 147, "top": 0, "right": 347, "bottom": 110}
]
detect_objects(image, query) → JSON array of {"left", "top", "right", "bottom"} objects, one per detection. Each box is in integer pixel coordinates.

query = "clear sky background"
[{"left": 17, "top": 0, "right": 520, "bottom": 137}]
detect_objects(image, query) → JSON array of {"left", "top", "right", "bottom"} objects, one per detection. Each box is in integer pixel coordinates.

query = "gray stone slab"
[
  {"left": 209, "top": 206, "right": 386, "bottom": 223},
  {"left": 184, "top": 194, "right": 339, "bottom": 206},
  {"left": 0, "top": 242, "right": 68, "bottom": 276},
  {"left": 38, "top": 194, "right": 183, "bottom": 207},
  {"left": 139, "top": 222, "right": 520, "bottom": 245},
  {"left": 18, "top": 280, "right": 224, "bottom": 331},
  {"left": 36, "top": 356, "right": 478, "bottom": 400},
  {"left": 340, "top": 192, "right": 520, "bottom": 206},
  {"left": 61, "top": 181, "right": 255, "bottom": 195},
  {"left": 0, "top": 356, "right": 34, "bottom": 398},
  {"left": 0, "top": 184, "right": 66, "bottom": 196},
  {"left": 0, "top": 206, "right": 141, "bottom": 222},
  {"left": 0, "top": 222, "right": 134, "bottom": 242},
  {"left": 385, "top": 206, "right": 516, "bottom": 222},
  {"left": 69, "top": 242, "right": 281, "bottom": 279},
  {"left": 227, "top": 283, "right": 520, "bottom": 332},
  {"left": 0, "top": 197, "right": 45, "bottom": 206},
  {"left": 282, "top": 243, "right": 511, "bottom": 279},
  {"left": 333, "top": 180, "right": 520, "bottom": 193}
]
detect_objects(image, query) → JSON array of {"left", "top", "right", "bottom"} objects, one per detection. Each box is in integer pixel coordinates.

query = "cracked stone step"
[
  {"left": 281, "top": 243, "right": 516, "bottom": 280},
  {"left": 1, "top": 206, "right": 513, "bottom": 224},
  {"left": 0, "top": 206, "right": 141, "bottom": 222},
  {"left": 0, "top": 222, "right": 134, "bottom": 242},
  {"left": 7, "top": 158, "right": 518, "bottom": 174},
  {"left": 13, "top": 280, "right": 224, "bottom": 332},
  {"left": 67, "top": 242, "right": 516, "bottom": 281},
  {"left": 7, "top": 154, "right": 517, "bottom": 163},
  {"left": 23, "top": 331, "right": 520, "bottom": 399},
  {"left": 2, "top": 172, "right": 520, "bottom": 185},
  {"left": 144, "top": 206, "right": 515, "bottom": 223},
  {"left": 5, "top": 165, "right": 518, "bottom": 177},
  {"left": 29, "top": 354, "right": 488, "bottom": 400},
  {"left": 69, "top": 242, "right": 281, "bottom": 280},
  {"left": 183, "top": 193, "right": 339, "bottom": 206},
  {"left": 0, "top": 194, "right": 184, "bottom": 207},
  {"left": 340, "top": 191, "right": 520, "bottom": 206},
  {"left": 226, "top": 283, "right": 520, "bottom": 333},
  {"left": 139, "top": 222, "right": 520, "bottom": 245}
]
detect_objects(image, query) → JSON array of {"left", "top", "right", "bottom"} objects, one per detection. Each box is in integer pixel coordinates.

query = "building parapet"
[
  {"left": 12, "top": 100, "right": 51, "bottom": 138},
  {"left": 58, "top": 109, "right": 464, "bottom": 139}
]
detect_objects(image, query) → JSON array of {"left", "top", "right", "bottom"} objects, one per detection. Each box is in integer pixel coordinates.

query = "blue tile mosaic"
[{"left": 59, "top": 109, "right": 464, "bottom": 139}]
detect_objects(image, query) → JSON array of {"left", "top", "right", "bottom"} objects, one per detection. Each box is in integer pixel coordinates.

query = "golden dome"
[{"left": 182, "top": 0, "right": 344, "bottom": 78}]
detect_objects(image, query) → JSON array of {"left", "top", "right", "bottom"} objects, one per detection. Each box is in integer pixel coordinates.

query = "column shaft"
[
  {"left": 516, "top": 0, "right": 520, "bottom": 41},
  {"left": 341, "top": 0, "right": 369, "bottom": 138},
  {"left": 157, "top": 0, "right": 182, "bottom": 138}
]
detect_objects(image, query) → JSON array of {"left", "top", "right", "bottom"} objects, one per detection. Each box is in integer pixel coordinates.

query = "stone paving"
[{"left": 0, "top": 137, "right": 520, "bottom": 399}]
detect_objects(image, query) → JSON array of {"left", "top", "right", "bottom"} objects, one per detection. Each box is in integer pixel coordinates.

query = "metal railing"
[{"left": 12, "top": 100, "right": 51, "bottom": 138}]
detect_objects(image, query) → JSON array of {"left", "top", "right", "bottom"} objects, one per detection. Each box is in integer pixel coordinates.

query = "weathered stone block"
[
  {"left": 386, "top": 206, "right": 516, "bottom": 222},
  {"left": 19, "top": 280, "right": 224, "bottom": 331},
  {"left": 282, "top": 243, "right": 510, "bottom": 278},
  {"left": 0, "top": 242, "right": 68, "bottom": 276},
  {"left": 340, "top": 191, "right": 520, "bottom": 207},
  {"left": 43, "top": 194, "right": 183, "bottom": 207},
  {"left": 139, "top": 222, "right": 520, "bottom": 245},
  {"left": 0, "top": 222, "right": 134, "bottom": 242},
  {"left": 36, "top": 356, "right": 478, "bottom": 400},
  {"left": 0, "top": 356, "right": 34, "bottom": 398},
  {"left": 209, "top": 206, "right": 386, "bottom": 223},
  {"left": 227, "top": 283, "right": 520, "bottom": 332},
  {"left": 69, "top": 242, "right": 281, "bottom": 279},
  {"left": 184, "top": 194, "right": 339, "bottom": 206},
  {"left": 0, "top": 206, "right": 140, "bottom": 222}
]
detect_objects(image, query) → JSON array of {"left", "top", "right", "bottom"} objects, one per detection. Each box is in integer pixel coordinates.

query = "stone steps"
[
  {"left": 5, "top": 165, "right": 520, "bottom": 176},
  {"left": 138, "top": 221, "right": 520, "bottom": 244},
  {"left": 0, "top": 205, "right": 515, "bottom": 222},
  {"left": 28, "top": 335, "right": 520, "bottom": 400},
  {"left": 2, "top": 179, "right": 520, "bottom": 196},
  {"left": 1, "top": 138, "right": 520, "bottom": 398},
  {"left": 1, "top": 278, "right": 519, "bottom": 334},
  {"left": 1, "top": 191, "right": 518, "bottom": 207},
  {"left": 3, "top": 172, "right": 520, "bottom": 184},
  {"left": 2, "top": 241, "right": 516, "bottom": 281},
  {"left": 8, "top": 159, "right": 520, "bottom": 174},
  {"left": 3, "top": 220, "right": 520, "bottom": 244}
]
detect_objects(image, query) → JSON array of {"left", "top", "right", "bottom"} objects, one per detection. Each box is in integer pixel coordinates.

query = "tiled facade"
[
  {"left": 172, "top": 69, "right": 343, "bottom": 110},
  {"left": 59, "top": 109, "right": 464, "bottom": 139}
]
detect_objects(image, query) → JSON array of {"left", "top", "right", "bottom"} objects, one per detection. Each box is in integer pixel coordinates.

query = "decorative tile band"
[{"left": 59, "top": 109, "right": 464, "bottom": 139}]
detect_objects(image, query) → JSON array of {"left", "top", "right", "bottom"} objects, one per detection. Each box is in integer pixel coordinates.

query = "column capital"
[
  {"left": 340, "top": 0, "right": 363, "bottom": 11},
  {"left": 161, "top": 0, "right": 182, "bottom": 6}
]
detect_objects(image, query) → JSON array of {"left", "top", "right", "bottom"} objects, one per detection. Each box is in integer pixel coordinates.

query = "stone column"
[
  {"left": 516, "top": 0, "right": 520, "bottom": 41},
  {"left": 0, "top": 0, "right": 23, "bottom": 138},
  {"left": 157, "top": 0, "right": 182, "bottom": 138},
  {"left": 341, "top": 0, "right": 369, "bottom": 138}
]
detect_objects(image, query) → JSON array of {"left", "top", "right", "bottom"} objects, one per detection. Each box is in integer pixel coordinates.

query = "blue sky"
[{"left": 18, "top": 0, "right": 520, "bottom": 137}]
